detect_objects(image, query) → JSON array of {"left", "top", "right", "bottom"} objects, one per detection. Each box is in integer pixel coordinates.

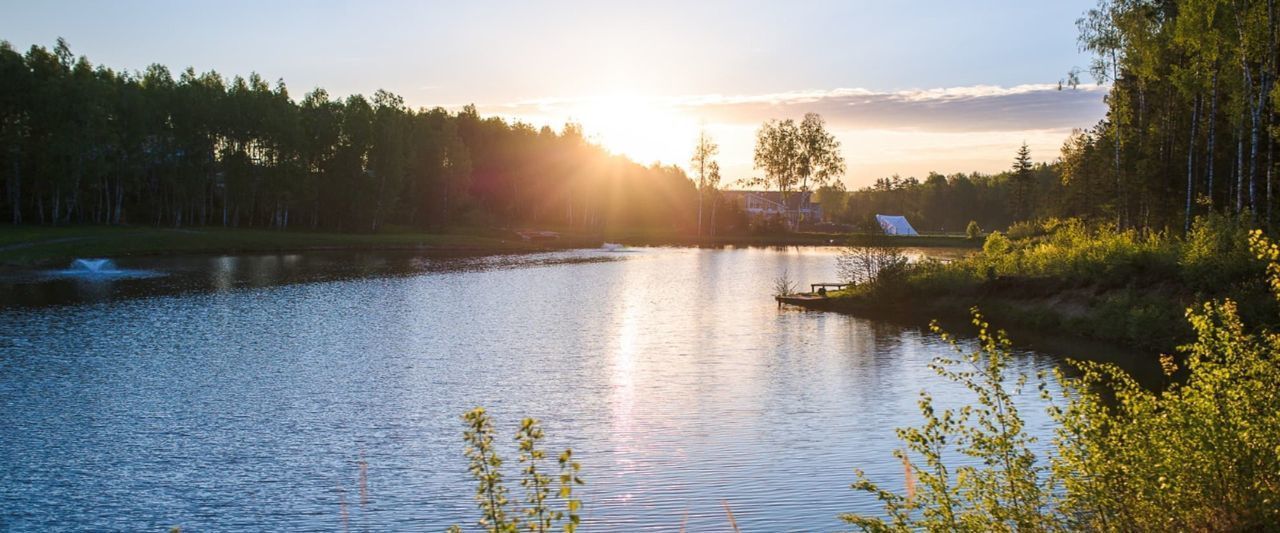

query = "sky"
[{"left": 1, "top": 0, "right": 1108, "bottom": 189}]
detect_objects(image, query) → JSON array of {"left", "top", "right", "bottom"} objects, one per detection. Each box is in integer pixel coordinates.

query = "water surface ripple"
[{"left": 0, "top": 247, "right": 1065, "bottom": 531}]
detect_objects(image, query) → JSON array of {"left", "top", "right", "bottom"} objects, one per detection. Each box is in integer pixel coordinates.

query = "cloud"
[
  {"left": 473, "top": 84, "right": 1110, "bottom": 187},
  {"left": 674, "top": 84, "right": 1109, "bottom": 132},
  {"left": 480, "top": 84, "right": 1108, "bottom": 134}
]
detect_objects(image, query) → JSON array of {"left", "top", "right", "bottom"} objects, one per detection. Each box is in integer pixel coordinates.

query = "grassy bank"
[
  {"left": 797, "top": 216, "right": 1273, "bottom": 355},
  {"left": 0, "top": 225, "right": 601, "bottom": 267}
]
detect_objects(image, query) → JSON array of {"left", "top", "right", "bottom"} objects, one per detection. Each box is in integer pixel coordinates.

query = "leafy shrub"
[
  {"left": 904, "top": 259, "right": 982, "bottom": 294},
  {"left": 1005, "top": 220, "right": 1044, "bottom": 241},
  {"left": 966, "top": 220, "right": 983, "bottom": 241},
  {"left": 1180, "top": 212, "right": 1261, "bottom": 294},
  {"left": 843, "top": 230, "right": 1280, "bottom": 531},
  {"left": 843, "top": 311, "right": 1053, "bottom": 531},
  {"left": 838, "top": 245, "right": 908, "bottom": 286},
  {"left": 981, "top": 231, "right": 1011, "bottom": 257},
  {"left": 944, "top": 219, "right": 1183, "bottom": 287},
  {"left": 452, "top": 408, "right": 583, "bottom": 533}
]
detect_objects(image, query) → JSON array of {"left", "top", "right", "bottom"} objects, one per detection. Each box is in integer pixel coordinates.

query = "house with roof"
[{"left": 720, "top": 190, "right": 822, "bottom": 227}]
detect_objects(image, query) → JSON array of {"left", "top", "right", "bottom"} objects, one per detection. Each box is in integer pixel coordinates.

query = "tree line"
[
  {"left": 0, "top": 39, "right": 698, "bottom": 232},
  {"left": 816, "top": 144, "right": 1060, "bottom": 234},
  {"left": 1066, "top": 0, "right": 1278, "bottom": 231},
  {"left": 826, "top": 0, "right": 1279, "bottom": 235}
]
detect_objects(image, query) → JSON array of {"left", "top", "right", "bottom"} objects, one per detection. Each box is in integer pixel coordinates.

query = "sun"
[{"left": 571, "top": 93, "right": 698, "bottom": 167}]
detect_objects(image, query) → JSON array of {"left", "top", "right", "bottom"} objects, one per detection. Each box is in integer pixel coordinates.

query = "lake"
[{"left": 1, "top": 246, "right": 1091, "bottom": 531}]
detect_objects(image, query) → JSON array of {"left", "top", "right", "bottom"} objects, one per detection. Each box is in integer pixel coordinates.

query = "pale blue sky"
[{"left": 1, "top": 0, "right": 1108, "bottom": 186}]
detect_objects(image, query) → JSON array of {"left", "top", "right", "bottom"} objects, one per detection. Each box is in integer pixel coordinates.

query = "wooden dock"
[
  {"left": 776, "top": 282, "right": 852, "bottom": 307},
  {"left": 808, "top": 282, "right": 850, "bottom": 293},
  {"left": 776, "top": 294, "right": 827, "bottom": 304}
]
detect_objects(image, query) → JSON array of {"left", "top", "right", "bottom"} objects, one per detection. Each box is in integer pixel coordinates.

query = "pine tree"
[{"left": 1012, "top": 142, "right": 1034, "bottom": 221}]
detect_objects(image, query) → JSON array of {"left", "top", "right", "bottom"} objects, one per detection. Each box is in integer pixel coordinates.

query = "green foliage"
[
  {"left": 902, "top": 259, "right": 982, "bottom": 295},
  {"left": 837, "top": 245, "right": 908, "bottom": 286},
  {"left": 826, "top": 156, "right": 1061, "bottom": 234},
  {"left": 843, "top": 310, "right": 1052, "bottom": 531},
  {"left": 556, "top": 450, "right": 584, "bottom": 533},
  {"left": 845, "top": 230, "right": 1280, "bottom": 531},
  {"left": 1003, "top": 220, "right": 1042, "bottom": 241},
  {"left": 461, "top": 408, "right": 513, "bottom": 532},
  {"left": 965, "top": 220, "right": 983, "bottom": 241},
  {"left": 456, "top": 408, "right": 583, "bottom": 533},
  {"left": 970, "top": 219, "right": 1178, "bottom": 287},
  {"left": 1072, "top": 0, "right": 1279, "bottom": 229},
  {"left": 691, "top": 129, "right": 720, "bottom": 238},
  {"left": 826, "top": 0, "right": 1280, "bottom": 234},
  {"left": 1179, "top": 211, "right": 1262, "bottom": 293},
  {"left": 1010, "top": 143, "right": 1035, "bottom": 220},
  {"left": 0, "top": 40, "right": 698, "bottom": 234},
  {"left": 1047, "top": 232, "right": 1280, "bottom": 529},
  {"left": 751, "top": 113, "right": 846, "bottom": 197},
  {"left": 516, "top": 418, "right": 554, "bottom": 531},
  {"left": 981, "top": 230, "right": 1011, "bottom": 257},
  {"left": 856, "top": 217, "right": 1272, "bottom": 349}
]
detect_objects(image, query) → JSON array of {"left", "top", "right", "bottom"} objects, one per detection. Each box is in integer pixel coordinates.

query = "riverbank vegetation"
[
  {"left": 823, "top": 215, "right": 1269, "bottom": 353},
  {"left": 463, "top": 230, "right": 1280, "bottom": 530},
  {"left": 843, "top": 230, "right": 1280, "bottom": 531}
]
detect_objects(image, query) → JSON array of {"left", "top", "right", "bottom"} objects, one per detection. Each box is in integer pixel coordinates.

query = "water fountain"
[
  {"left": 45, "top": 258, "right": 161, "bottom": 280},
  {"left": 69, "top": 258, "right": 118, "bottom": 274}
]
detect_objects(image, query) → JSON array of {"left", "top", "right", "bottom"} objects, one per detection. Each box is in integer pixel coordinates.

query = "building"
[{"left": 720, "top": 190, "right": 822, "bottom": 226}]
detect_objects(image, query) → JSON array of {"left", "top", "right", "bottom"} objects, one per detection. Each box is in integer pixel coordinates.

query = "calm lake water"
[{"left": 0, "top": 246, "right": 1113, "bottom": 531}]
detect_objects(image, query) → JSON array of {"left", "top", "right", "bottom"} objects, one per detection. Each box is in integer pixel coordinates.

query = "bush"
[
  {"left": 1180, "top": 212, "right": 1261, "bottom": 294},
  {"left": 838, "top": 245, "right": 908, "bottom": 286},
  {"left": 452, "top": 408, "right": 583, "bottom": 533},
  {"left": 965, "top": 220, "right": 983, "bottom": 240},
  {"left": 843, "top": 310, "right": 1053, "bottom": 531},
  {"left": 843, "top": 230, "right": 1280, "bottom": 531},
  {"left": 963, "top": 219, "right": 1179, "bottom": 286},
  {"left": 1005, "top": 220, "right": 1044, "bottom": 241},
  {"left": 773, "top": 269, "right": 798, "bottom": 296}
]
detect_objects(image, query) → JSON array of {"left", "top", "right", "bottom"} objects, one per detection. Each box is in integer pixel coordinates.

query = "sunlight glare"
[{"left": 572, "top": 93, "right": 698, "bottom": 167}]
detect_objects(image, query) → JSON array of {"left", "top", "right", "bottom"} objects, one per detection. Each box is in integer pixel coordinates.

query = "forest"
[
  {"left": 816, "top": 150, "right": 1060, "bottom": 234},
  {"left": 4, "top": 0, "right": 1279, "bottom": 239},
  {"left": 0, "top": 39, "right": 698, "bottom": 233}
]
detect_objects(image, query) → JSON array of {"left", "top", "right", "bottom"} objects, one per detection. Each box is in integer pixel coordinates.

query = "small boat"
[{"left": 601, "top": 242, "right": 625, "bottom": 251}]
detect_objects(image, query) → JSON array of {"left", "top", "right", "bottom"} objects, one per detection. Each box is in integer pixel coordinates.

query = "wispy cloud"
[
  {"left": 473, "top": 84, "right": 1109, "bottom": 185},
  {"left": 481, "top": 84, "right": 1108, "bottom": 133},
  {"left": 685, "top": 84, "right": 1108, "bottom": 132}
]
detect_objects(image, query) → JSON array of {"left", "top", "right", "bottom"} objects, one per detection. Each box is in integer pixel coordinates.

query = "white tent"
[{"left": 875, "top": 214, "right": 919, "bottom": 236}]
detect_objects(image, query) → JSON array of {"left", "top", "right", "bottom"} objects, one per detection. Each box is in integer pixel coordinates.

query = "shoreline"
[
  {"left": 779, "top": 294, "right": 1164, "bottom": 384},
  {"left": 0, "top": 225, "right": 979, "bottom": 267},
  {"left": 778, "top": 281, "right": 1187, "bottom": 362}
]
